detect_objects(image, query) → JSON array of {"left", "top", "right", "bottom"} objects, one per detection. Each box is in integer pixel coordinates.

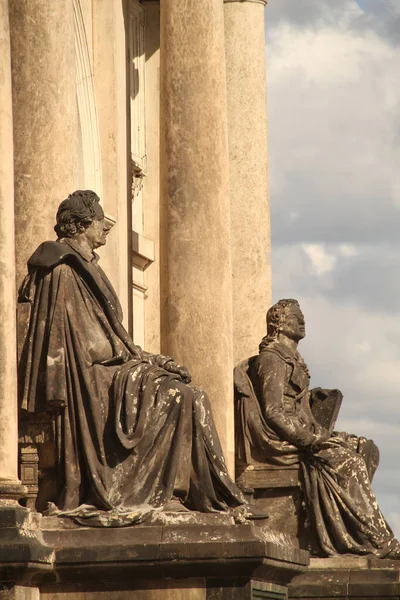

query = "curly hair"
[
  {"left": 266, "top": 299, "right": 299, "bottom": 338},
  {"left": 54, "top": 190, "right": 100, "bottom": 239},
  {"left": 259, "top": 299, "right": 299, "bottom": 352}
]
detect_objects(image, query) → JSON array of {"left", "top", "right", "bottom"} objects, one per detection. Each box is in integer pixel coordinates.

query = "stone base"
[
  {"left": 37, "top": 512, "right": 308, "bottom": 599},
  {"left": 250, "top": 487, "right": 310, "bottom": 552},
  {"left": 39, "top": 579, "right": 289, "bottom": 600},
  {"left": 236, "top": 465, "right": 312, "bottom": 552},
  {"left": 0, "top": 505, "right": 53, "bottom": 585},
  {"left": 288, "top": 556, "right": 400, "bottom": 599},
  {"left": 0, "top": 509, "right": 309, "bottom": 598}
]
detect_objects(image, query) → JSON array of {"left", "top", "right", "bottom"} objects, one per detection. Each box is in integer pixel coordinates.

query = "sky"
[{"left": 265, "top": 0, "right": 400, "bottom": 537}]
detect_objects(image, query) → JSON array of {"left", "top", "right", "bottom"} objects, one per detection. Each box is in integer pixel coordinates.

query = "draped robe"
[
  {"left": 18, "top": 239, "right": 245, "bottom": 526},
  {"left": 234, "top": 340, "right": 399, "bottom": 557}
]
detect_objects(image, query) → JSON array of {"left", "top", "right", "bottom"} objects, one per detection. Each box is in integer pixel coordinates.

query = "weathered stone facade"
[
  {"left": 2, "top": 0, "right": 272, "bottom": 481},
  {"left": 0, "top": 1, "right": 286, "bottom": 598}
]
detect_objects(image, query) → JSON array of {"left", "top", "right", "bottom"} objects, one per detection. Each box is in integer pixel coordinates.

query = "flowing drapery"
[
  {"left": 19, "top": 241, "right": 244, "bottom": 526},
  {"left": 234, "top": 342, "right": 398, "bottom": 557}
]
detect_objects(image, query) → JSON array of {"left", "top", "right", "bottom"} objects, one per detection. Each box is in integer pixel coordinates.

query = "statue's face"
[
  {"left": 280, "top": 304, "right": 306, "bottom": 342},
  {"left": 81, "top": 203, "right": 112, "bottom": 249}
]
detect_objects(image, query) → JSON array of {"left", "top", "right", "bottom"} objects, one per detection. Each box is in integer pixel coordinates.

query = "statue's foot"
[
  {"left": 232, "top": 504, "right": 268, "bottom": 522},
  {"left": 245, "top": 504, "right": 269, "bottom": 520},
  {"left": 162, "top": 496, "right": 191, "bottom": 512}
]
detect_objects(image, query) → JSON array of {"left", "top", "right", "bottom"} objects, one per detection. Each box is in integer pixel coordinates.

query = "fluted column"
[
  {"left": 160, "top": 0, "right": 234, "bottom": 473},
  {"left": 224, "top": 0, "right": 272, "bottom": 365},
  {"left": 9, "top": 0, "right": 79, "bottom": 288},
  {"left": 0, "top": 0, "right": 24, "bottom": 500}
]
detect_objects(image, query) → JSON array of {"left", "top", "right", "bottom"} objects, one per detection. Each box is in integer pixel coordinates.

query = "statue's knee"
[{"left": 349, "top": 452, "right": 367, "bottom": 472}]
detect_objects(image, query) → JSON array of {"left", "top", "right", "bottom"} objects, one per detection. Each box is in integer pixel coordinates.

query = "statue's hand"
[
  {"left": 310, "top": 433, "right": 330, "bottom": 452},
  {"left": 164, "top": 361, "right": 192, "bottom": 384}
]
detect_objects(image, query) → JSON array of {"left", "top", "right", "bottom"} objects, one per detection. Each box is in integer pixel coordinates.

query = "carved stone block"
[{"left": 19, "top": 445, "right": 39, "bottom": 510}]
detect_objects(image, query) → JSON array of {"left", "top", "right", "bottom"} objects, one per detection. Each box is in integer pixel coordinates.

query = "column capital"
[{"left": 224, "top": 0, "right": 268, "bottom": 6}]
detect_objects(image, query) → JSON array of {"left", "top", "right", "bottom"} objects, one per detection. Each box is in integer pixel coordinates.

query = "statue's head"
[
  {"left": 266, "top": 299, "right": 305, "bottom": 343},
  {"left": 54, "top": 190, "right": 102, "bottom": 239}
]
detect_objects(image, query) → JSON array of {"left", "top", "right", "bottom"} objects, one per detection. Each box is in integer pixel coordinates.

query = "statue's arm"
[
  {"left": 255, "top": 354, "right": 319, "bottom": 449},
  {"left": 142, "top": 351, "right": 173, "bottom": 368},
  {"left": 142, "top": 351, "right": 192, "bottom": 383}
]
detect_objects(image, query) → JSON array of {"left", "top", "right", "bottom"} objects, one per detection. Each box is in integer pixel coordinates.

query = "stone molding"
[
  {"left": 0, "top": 481, "right": 27, "bottom": 502},
  {"left": 0, "top": 506, "right": 54, "bottom": 584},
  {"left": 289, "top": 556, "right": 400, "bottom": 599},
  {"left": 132, "top": 231, "right": 155, "bottom": 272},
  {"left": 224, "top": 0, "right": 268, "bottom": 5},
  {"left": 40, "top": 515, "right": 309, "bottom": 586}
]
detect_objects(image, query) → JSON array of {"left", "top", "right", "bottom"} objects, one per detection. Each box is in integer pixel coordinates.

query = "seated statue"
[
  {"left": 234, "top": 298, "right": 400, "bottom": 558},
  {"left": 18, "top": 189, "right": 261, "bottom": 527}
]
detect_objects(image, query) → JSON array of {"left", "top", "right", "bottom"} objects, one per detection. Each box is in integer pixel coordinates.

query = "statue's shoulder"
[
  {"left": 257, "top": 340, "right": 294, "bottom": 366},
  {"left": 28, "top": 241, "right": 79, "bottom": 269}
]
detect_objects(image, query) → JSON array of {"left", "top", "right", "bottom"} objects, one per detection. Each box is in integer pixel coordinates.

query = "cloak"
[
  {"left": 19, "top": 240, "right": 245, "bottom": 526},
  {"left": 234, "top": 340, "right": 398, "bottom": 557}
]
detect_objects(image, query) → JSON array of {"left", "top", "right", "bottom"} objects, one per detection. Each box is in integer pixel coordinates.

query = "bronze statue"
[
  {"left": 235, "top": 298, "right": 400, "bottom": 558},
  {"left": 18, "top": 190, "right": 262, "bottom": 526}
]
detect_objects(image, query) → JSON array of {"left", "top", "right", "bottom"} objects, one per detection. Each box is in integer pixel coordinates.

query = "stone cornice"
[{"left": 224, "top": 0, "right": 267, "bottom": 5}]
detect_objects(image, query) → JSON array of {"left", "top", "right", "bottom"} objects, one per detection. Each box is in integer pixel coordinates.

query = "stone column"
[
  {"left": 9, "top": 0, "right": 79, "bottom": 288},
  {"left": 160, "top": 0, "right": 235, "bottom": 473},
  {"left": 0, "top": 6, "right": 68, "bottom": 588},
  {"left": 224, "top": 0, "right": 272, "bottom": 365},
  {"left": 92, "top": 0, "right": 130, "bottom": 328},
  {"left": 0, "top": 0, "right": 24, "bottom": 500}
]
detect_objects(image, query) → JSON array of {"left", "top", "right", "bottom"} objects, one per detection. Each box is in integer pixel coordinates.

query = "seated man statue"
[
  {"left": 18, "top": 189, "right": 261, "bottom": 527},
  {"left": 234, "top": 298, "right": 400, "bottom": 558}
]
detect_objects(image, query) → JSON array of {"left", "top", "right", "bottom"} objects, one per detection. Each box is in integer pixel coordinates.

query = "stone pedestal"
[
  {"left": 37, "top": 513, "right": 308, "bottom": 599},
  {"left": 160, "top": 0, "right": 235, "bottom": 473},
  {"left": 289, "top": 557, "right": 400, "bottom": 599},
  {"left": 224, "top": 0, "right": 272, "bottom": 364},
  {"left": 9, "top": 0, "right": 79, "bottom": 287},
  {"left": 236, "top": 465, "right": 311, "bottom": 553},
  {"left": 0, "top": 507, "right": 53, "bottom": 586}
]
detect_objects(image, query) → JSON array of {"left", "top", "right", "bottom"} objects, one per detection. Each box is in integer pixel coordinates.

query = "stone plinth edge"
[
  {"left": 289, "top": 556, "right": 400, "bottom": 599},
  {"left": 0, "top": 506, "right": 54, "bottom": 585},
  {"left": 40, "top": 517, "right": 309, "bottom": 588}
]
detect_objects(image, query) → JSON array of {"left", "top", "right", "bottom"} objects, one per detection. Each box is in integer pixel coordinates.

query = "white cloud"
[
  {"left": 266, "top": 20, "right": 400, "bottom": 245},
  {"left": 268, "top": 26, "right": 392, "bottom": 86},
  {"left": 354, "top": 341, "right": 371, "bottom": 354},
  {"left": 267, "top": 1, "right": 400, "bottom": 541},
  {"left": 338, "top": 244, "right": 359, "bottom": 257},
  {"left": 302, "top": 243, "right": 337, "bottom": 275}
]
